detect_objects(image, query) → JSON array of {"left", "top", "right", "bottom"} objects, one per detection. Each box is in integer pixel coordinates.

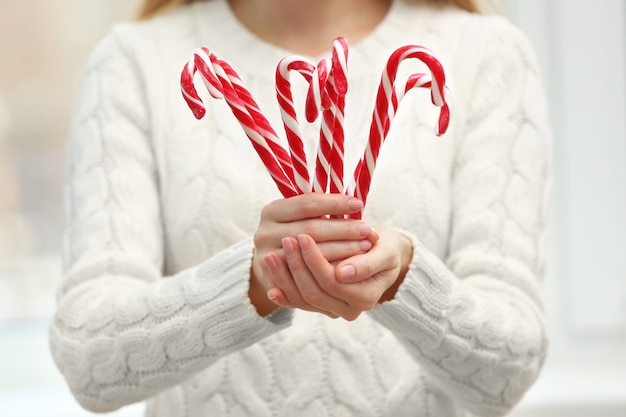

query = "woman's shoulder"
[
  {"left": 449, "top": 7, "right": 534, "bottom": 57},
  {"left": 392, "top": 1, "right": 533, "bottom": 61},
  {"left": 430, "top": 4, "right": 530, "bottom": 48},
  {"left": 421, "top": 4, "right": 539, "bottom": 75}
]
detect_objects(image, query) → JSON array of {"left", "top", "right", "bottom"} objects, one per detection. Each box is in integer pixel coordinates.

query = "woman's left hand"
[{"left": 265, "top": 225, "right": 413, "bottom": 321}]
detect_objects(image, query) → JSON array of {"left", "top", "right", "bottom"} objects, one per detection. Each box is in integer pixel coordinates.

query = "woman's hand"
[
  {"left": 250, "top": 193, "right": 379, "bottom": 316},
  {"left": 265, "top": 225, "right": 413, "bottom": 320}
]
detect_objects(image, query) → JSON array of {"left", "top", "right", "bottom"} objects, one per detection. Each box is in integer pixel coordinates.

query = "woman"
[{"left": 50, "top": 0, "right": 551, "bottom": 415}]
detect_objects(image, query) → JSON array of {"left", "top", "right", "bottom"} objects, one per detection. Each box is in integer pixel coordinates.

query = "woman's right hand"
[{"left": 250, "top": 193, "right": 377, "bottom": 316}]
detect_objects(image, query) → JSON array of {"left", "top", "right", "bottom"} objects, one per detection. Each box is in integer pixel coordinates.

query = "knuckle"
[
  {"left": 252, "top": 230, "right": 263, "bottom": 246},
  {"left": 353, "top": 300, "right": 369, "bottom": 311},
  {"left": 298, "top": 193, "right": 318, "bottom": 214},
  {"left": 260, "top": 198, "right": 284, "bottom": 221},
  {"left": 354, "top": 296, "right": 377, "bottom": 312},
  {"left": 361, "top": 262, "right": 374, "bottom": 278},
  {"left": 319, "top": 277, "right": 337, "bottom": 293},
  {"left": 303, "top": 221, "right": 321, "bottom": 238},
  {"left": 343, "top": 310, "right": 362, "bottom": 321},
  {"left": 298, "top": 193, "right": 348, "bottom": 217},
  {"left": 301, "top": 290, "right": 321, "bottom": 306},
  {"left": 259, "top": 203, "right": 273, "bottom": 221},
  {"left": 342, "top": 220, "right": 355, "bottom": 236},
  {"left": 288, "top": 260, "right": 306, "bottom": 274},
  {"left": 253, "top": 228, "right": 271, "bottom": 248},
  {"left": 332, "top": 194, "right": 350, "bottom": 212}
]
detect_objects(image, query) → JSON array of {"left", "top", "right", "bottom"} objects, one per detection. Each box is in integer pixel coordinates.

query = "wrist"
[
  {"left": 249, "top": 264, "right": 282, "bottom": 317},
  {"left": 379, "top": 235, "right": 412, "bottom": 303}
]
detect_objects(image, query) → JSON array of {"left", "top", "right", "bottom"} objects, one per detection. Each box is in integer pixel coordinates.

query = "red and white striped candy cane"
[
  {"left": 328, "top": 37, "right": 349, "bottom": 196},
  {"left": 180, "top": 52, "right": 219, "bottom": 119},
  {"left": 305, "top": 58, "right": 332, "bottom": 124},
  {"left": 182, "top": 48, "right": 298, "bottom": 197},
  {"left": 360, "top": 72, "right": 453, "bottom": 151},
  {"left": 312, "top": 38, "right": 349, "bottom": 194},
  {"left": 276, "top": 56, "right": 316, "bottom": 194},
  {"left": 350, "top": 73, "right": 452, "bottom": 192},
  {"left": 182, "top": 41, "right": 453, "bottom": 208},
  {"left": 348, "top": 72, "right": 453, "bottom": 218},
  {"left": 311, "top": 58, "right": 334, "bottom": 194},
  {"left": 218, "top": 59, "right": 298, "bottom": 189},
  {"left": 392, "top": 73, "right": 453, "bottom": 136},
  {"left": 211, "top": 59, "right": 299, "bottom": 197},
  {"left": 352, "top": 45, "right": 449, "bottom": 208}
]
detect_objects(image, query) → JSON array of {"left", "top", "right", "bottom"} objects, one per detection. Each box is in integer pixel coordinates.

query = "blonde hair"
[
  {"left": 137, "top": 0, "right": 485, "bottom": 19},
  {"left": 138, "top": 0, "right": 203, "bottom": 19}
]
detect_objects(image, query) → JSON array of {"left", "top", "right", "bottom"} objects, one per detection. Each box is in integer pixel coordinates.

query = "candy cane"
[
  {"left": 181, "top": 39, "right": 453, "bottom": 209},
  {"left": 352, "top": 45, "right": 449, "bottom": 206},
  {"left": 276, "top": 56, "right": 316, "bottom": 193},
  {"left": 218, "top": 59, "right": 298, "bottom": 188},
  {"left": 392, "top": 73, "right": 453, "bottom": 136},
  {"left": 305, "top": 58, "right": 332, "bottom": 123},
  {"left": 183, "top": 48, "right": 298, "bottom": 197},
  {"left": 311, "top": 62, "right": 334, "bottom": 193},
  {"left": 212, "top": 60, "right": 299, "bottom": 197},
  {"left": 328, "top": 37, "right": 348, "bottom": 196},
  {"left": 348, "top": 74, "right": 452, "bottom": 219},
  {"left": 181, "top": 58, "right": 212, "bottom": 119},
  {"left": 312, "top": 38, "right": 349, "bottom": 195}
]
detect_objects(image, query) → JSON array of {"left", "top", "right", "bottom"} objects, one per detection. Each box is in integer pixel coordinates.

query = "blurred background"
[{"left": 0, "top": 0, "right": 624, "bottom": 416}]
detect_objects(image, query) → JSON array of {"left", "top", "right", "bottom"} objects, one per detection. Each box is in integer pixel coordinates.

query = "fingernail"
[
  {"left": 267, "top": 291, "right": 281, "bottom": 305},
  {"left": 348, "top": 198, "right": 363, "bottom": 212},
  {"left": 264, "top": 254, "right": 278, "bottom": 271},
  {"left": 359, "top": 239, "right": 372, "bottom": 251},
  {"left": 340, "top": 265, "right": 356, "bottom": 280},
  {"left": 359, "top": 223, "right": 372, "bottom": 237},
  {"left": 282, "top": 238, "right": 295, "bottom": 256},
  {"left": 297, "top": 234, "right": 310, "bottom": 251}
]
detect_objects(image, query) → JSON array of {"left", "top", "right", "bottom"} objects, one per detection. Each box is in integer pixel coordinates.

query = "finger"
[
  {"left": 317, "top": 239, "right": 373, "bottom": 262},
  {"left": 300, "top": 234, "right": 387, "bottom": 320},
  {"left": 365, "top": 226, "right": 380, "bottom": 244},
  {"left": 301, "top": 219, "right": 374, "bottom": 243},
  {"left": 256, "top": 219, "right": 374, "bottom": 260},
  {"left": 335, "top": 232, "right": 412, "bottom": 285},
  {"left": 264, "top": 252, "right": 302, "bottom": 306},
  {"left": 296, "top": 234, "right": 337, "bottom": 278},
  {"left": 296, "top": 234, "right": 364, "bottom": 319},
  {"left": 270, "top": 238, "right": 336, "bottom": 316},
  {"left": 335, "top": 245, "right": 395, "bottom": 284},
  {"left": 256, "top": 220, "right": 371, "bottom": 254},
  {"left": 262, "top": 193, "right": 363, "bottom": 222},
  {"left": 335, "top": 255, "right": 377, "bottom": 284},
  {"left": 283, "top": 236, "right": 349, "bottom": 315},
  {"left": 267, "top": 287, "right": 289, "bottom": 306},
  {"left": 267, "top": 287, "right": 339, "bottom": 319},
  {"left": 254, "top": 215, "right": 371, "bottom": 256}
]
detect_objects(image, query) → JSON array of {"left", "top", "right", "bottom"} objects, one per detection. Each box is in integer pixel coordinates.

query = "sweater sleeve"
[
  {"left": 49, "top": 31, "right": 292, "bottom": 413},
  {"left": 369, "top": 19, "right": 551, "bottom": 417}
]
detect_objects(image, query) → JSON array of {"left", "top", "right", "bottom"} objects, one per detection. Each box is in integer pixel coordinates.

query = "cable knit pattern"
[{"left": 50, "top": 1, "right": 551, "bottom": 416}]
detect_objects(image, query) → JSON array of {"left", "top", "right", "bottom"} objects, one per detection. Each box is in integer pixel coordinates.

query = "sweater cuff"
[
  {"left": 189, "top": 237, "right": 293, "bottom": 352},
  {"left": 368, "top": 229, "right": 450, "bottom": 344}
]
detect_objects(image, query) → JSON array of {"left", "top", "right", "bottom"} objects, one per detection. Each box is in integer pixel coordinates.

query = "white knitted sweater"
[{"left": 50, "top": 1, "right": 551, "bottom": 416}]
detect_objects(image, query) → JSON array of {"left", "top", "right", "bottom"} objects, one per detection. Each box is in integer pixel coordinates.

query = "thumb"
[{"left": 335, "top": 256, "right": 373, "bottom": 283}]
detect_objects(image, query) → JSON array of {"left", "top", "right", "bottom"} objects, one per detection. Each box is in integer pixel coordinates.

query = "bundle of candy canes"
[{"left": 181, "top": 37, "right": 453, "bottom": 219}]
